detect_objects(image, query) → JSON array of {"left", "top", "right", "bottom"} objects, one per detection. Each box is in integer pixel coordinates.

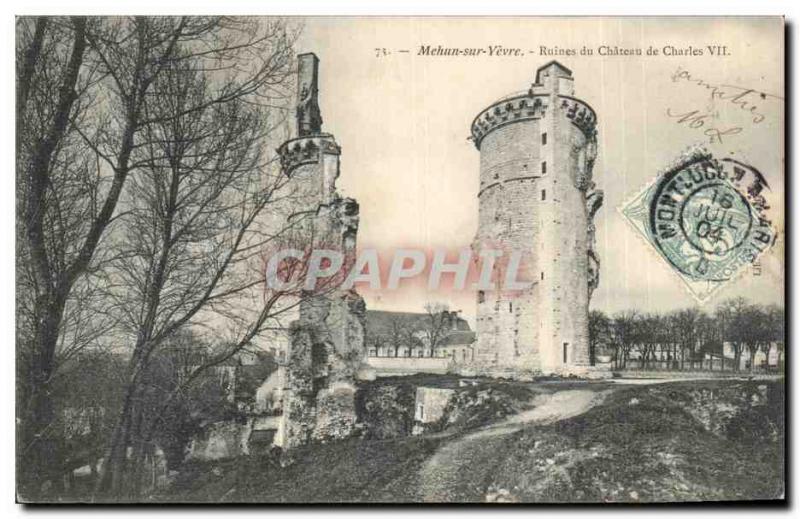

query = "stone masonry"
[
  {"left": 277, "top": 53, "right": 368, "bottom": 448},
  {"left": 470, "top": 61, "right": 604, "bottom": 377}
]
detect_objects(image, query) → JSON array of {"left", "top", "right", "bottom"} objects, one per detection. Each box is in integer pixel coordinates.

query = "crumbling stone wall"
[
  {"left": 412, "top": 387, "right": 456, "bottom": 435},
  {"left": 277, "top": 53, "right": 369, "bottom": 449},
  {"left": 187, "top": 421, "right": 252, "bottom": 461},
  {"left": 354, "top": 382, "right": 417, "bottom": 439},
  {"left": 282, "top": 289, "right": 367, "bottom": 448}
]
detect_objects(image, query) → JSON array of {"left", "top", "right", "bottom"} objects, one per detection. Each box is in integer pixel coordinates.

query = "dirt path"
[{"left": 418, "top": 388, "right": 610, "bottom": 502}]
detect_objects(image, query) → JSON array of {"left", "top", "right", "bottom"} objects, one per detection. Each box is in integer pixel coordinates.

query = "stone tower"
[
  {"left": 279, "top": 53, "right": 347, "bottom": 219},
  {"left": 470, "top": 61, "right": 603, "bottom": 376},
  {"left": 274, "top": 53, "right": 368, "bottom": 448}
]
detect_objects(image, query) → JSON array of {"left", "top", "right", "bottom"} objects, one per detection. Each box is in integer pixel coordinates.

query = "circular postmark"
[
  {"left": 678, "top": 182, "right": 752, "bottom": 255},
  {"left": 648, "top": 153, "right": 774, "bottom": 282}
]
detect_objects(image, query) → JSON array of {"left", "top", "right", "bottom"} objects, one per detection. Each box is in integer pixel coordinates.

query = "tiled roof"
[
  {"left": 437, "top": 331, "right": 476, "bottom": 346},
  {"left": 365, "top": 310, "right": 471, "bottom": 338}
]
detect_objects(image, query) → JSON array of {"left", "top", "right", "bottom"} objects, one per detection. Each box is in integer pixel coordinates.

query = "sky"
[{"left": 291, "top": 17, "right": 784, "bottom": 325}]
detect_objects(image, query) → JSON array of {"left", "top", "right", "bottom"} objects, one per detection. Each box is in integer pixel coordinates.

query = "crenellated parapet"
[
  {"left": 470, "top": 94, "right": 548, "bottom": 149},
  {"left": 559, "top": 96, "right": 597, "bottom": 138},
  {"left": 470, "top": 93, "right": 597, "bottom": 149},
  {"left": 278, "top": 133, "right": 341, "bottom": 177}
]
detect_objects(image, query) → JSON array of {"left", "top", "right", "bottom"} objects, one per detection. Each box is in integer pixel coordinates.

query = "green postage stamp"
[{"left": 621, "top": 148, "right": 776, "bottom": 303}]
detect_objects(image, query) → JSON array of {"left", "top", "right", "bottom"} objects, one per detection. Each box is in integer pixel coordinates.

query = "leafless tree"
[
  {"left": 386, "top": 316, "right": 414, "bottom": 357},
  {"left": 91, "top": 23, "right": 305, "bottom": 497},
  {"left": 423, "top": 302, "right": 452, "bottom": 354},
  {"left": 715, "top": 297, "right": 750, "bottom": 372},
  {"left": 604, "top": 299, "right": 783, "bottom": 373},
  {"left": 763, "top": 305, "right": 785, "bottom": 370},
  {"left": 588, "top": 310, "right": 611, "bottom": 366},
  {"left": 670, "top": 308, "right": 702, "bottom": 370},
  {"left": 16, "top": 15, "right": 301, "bottom": 498},
  {"left": 610, "top": 310, "right": 639, "bottom": 369}
]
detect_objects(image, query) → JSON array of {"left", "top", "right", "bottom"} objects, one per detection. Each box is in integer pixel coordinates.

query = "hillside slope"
[{"left": 164, "top": 379, "right": 784, "bottom": 503}]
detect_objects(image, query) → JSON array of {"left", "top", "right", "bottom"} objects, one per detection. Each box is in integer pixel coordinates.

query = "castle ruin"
[
  {"left": 275, "top": 53, "right": 369, "bottom": 448},
  {"left": 470, "top": 61, "right": 604, "bottom": 377}
]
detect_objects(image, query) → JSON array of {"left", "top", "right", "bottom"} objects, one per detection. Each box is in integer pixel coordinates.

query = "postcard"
[{"left": 15, "top": 16, "right": 784, "bottom": 503}]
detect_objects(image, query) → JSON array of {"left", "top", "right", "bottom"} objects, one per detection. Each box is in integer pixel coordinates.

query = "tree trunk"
[
  {"left": 16, "top": 17, "right": 49, "bottom": 119},
  {"left": 18, "top": 292, "right": 68, "bottom": 498},
  {"left": 94, "top": 369, "right": 142, "bottom": 499},
  {"left": 761, "top": 344, "right": 770, "bottom": 372},
  {"left": 18, "top": 18, "right": 88, "bottom": 499}
]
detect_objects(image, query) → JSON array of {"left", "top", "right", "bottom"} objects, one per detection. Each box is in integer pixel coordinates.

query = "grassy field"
[{"left": 163, "top": 378, "right": 784, "bottom": 503}]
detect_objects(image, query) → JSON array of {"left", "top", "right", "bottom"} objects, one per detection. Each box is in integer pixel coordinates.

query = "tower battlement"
[
  {"left": 471, "top": 61, "right": 596, "bottom": 151},
  {"left": 470, "top": 94, "right": 596, "bottom": 149},
  {"left": 558, "top": 96, "right": 597, "bottom": 138},
  {"left": 277, "top": 54, "right": 345, "bottom": 214},
  {"left": 470, "top": 94, "right": 548, "bottom": 149},
  {"left": 278, "top": 133, "right": 341, "bottom": 177}
]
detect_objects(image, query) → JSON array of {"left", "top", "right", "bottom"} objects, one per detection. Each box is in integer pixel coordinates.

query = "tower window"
[
  {"left": 541, "top": 161, "right": 547, "bottom": 175},
  {"left": 563, "top": 342, "right": 569, "bottom": 364},
  {"left": 542, "top": 132, "right": 547, "bottom": 145},
  {"left": 541, "top": 189, "right": 546, "bottom": 201},
  {"left": 478, "top": 290, "right": 485, "bottom": 303},
  {"left": 541, "top": 271, "right": 545, "bottom": 280},
  {"left": 509, "top": 302, "right": 513, "bottom": 313}
]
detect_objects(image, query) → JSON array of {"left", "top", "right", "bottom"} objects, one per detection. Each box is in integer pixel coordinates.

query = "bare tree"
[
  {"left": 716, "top": 297, "right": 751, "bottom": 372},
  {"left": 588, "top": 310, "right": 611, "bottom": 366},
  {"left": 386, "top": 316, "right": 413, "bottom": 357},
  {"left": 15, "top": 15, "right": 180, "bottom": 494},
  {"left": 423, "top": 302, "right": 452, "bottom": 355},
  {"left": 611, "top": 310, "right": 639, "bottom": 370},
  {"left": 90, "top": 22, "right": 302, "bottom": 496},
  {"left": 744, "top": 305, "right": 769, "bottom": 372},
  {"left": 634, "top": 314, "right": 658, "bottom": 370},
  {"left": 17, "top": 17, "right": 92, "bottom": 493},
  {"left": 600, "top": 300, "right": 782, "bottom": 374},
  {"left": 696, "top": 311, "right": 723, "bottom": 370},
  {"left": 763, "top": 305, "right": 785, "bottom": 371},
  {"left": 671, "top": 308, "right": 702, "bottom": 370},
  {"left": 16, "top": 15, "right": 300, "bottom": 499}
]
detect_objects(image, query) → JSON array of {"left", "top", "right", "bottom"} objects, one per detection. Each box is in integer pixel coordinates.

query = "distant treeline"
[{"left": 590, "top": 297, "right": 784, "bottom": 372}]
